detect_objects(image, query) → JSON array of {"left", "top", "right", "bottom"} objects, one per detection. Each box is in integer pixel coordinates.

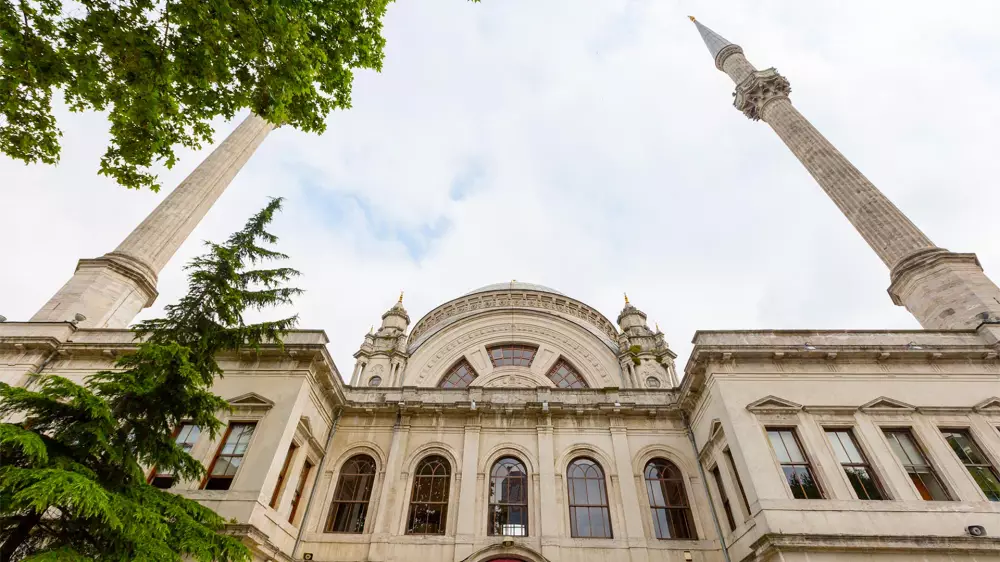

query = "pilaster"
[
  {"left": 535, "top": 415, "right": 561, "bottom": 562},
  {"left": 371, "top": 413, "right": 412, "bottom": 541},
  {"left": 608, "top": 416, "right": 648, "bottom": 562},
  {"left": 454, "top": 415, "right": 481, "bottom": 561}
]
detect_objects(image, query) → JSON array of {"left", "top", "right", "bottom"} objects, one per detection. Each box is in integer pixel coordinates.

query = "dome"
[{"left": 465, "top": 281, "right": 565, "bottom": 296}]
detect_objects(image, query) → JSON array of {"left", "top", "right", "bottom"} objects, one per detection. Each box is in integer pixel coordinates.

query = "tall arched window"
[
  {"left": 644, "top": 459, "right": 695, "bottom": 539},
  {"left": 567, "top": 457, "right": 612, "bottom": 538},
  {"left": 547, "top": 359, "right": 588, "bottom": 388},
  {"left": 488, "top": 457, "right": 529, "bottom": 536},
  {"left": 407, "top": 455, "right": 451, "bottom": 534},
  {"left": 325, "top": 455, "right": 377, "bottom": 533},
  {"left": 439, "top": 359, "right": 478, "bottom": 388}
]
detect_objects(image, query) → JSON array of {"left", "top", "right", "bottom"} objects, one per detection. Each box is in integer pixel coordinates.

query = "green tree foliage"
[
  {"left": 0, "top": 198, "right": 301, "bottom": 561},
  {"left": 0, "top": 0, "right": 392, "bottom": 190}
]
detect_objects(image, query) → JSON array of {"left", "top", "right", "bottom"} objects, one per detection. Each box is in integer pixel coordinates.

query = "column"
[
  {"left": 536, "top": 415, "right": 561, "bottom": 562},
  {"left": 454, "top": 416, "right": 481, "bottom": 561},
  {"left": 609, "top": 416, "right": 648, "bottom": 562}
]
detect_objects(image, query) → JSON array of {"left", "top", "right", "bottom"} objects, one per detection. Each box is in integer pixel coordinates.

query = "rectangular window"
[
  {"left": 825, "top": 428, "right": 885, "bottom": 500},
  {"left": 723, "top": 448, "right": 751, "bottom": 518},
  {"left": 269, "top": 443, "right": 298, "bottom": 508},
  {"left": 883, "top": 428, "right": 950, "bottom": 501},
  {"left": 203, "top": 422, "right": 256, "bottom": 491},
  {"left": 711, "top": 466, "right": 736, "bottom": 531},
  {"left": 149, "top": 423, "right": 201, "bottom": 489},
  {"left": 766, "top": 428, "right": 823, "bottom": 499},
  {"left": 940, "top": 429, "right": 1000, "bottom": 501},
  {"left": 289, "top": 460, "right": 314, "bottom": 524}
]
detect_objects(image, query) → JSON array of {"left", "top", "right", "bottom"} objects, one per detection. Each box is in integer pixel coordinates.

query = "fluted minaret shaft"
[
  {"left": 32, "top": 114, "right": 274, "bottom": 328},
  {"left": 692, "top": 17, "right": 1000, "bottom": 329}
]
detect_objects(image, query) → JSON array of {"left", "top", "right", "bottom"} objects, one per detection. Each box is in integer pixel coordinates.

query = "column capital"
[{"left": 734, "top": 67, "right": 791, "bottom": 121}]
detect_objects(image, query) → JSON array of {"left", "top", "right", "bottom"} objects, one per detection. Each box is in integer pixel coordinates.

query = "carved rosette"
[{"left": 733, "top": 68, "right": 791, "bottom": 121}]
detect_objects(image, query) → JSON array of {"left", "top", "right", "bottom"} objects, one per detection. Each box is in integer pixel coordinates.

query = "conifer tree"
[{"left": 0, "top": 197, "right": 301, "bottom": 561}]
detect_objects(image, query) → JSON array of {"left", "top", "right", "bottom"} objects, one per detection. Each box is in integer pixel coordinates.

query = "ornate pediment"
[
  {"left": 709, "top": 418, "right": 724, "bottom": 440},
  {"left": 859, "top": 397, "right": 915, "bottom": 412},
  {"left": 974, "top": 397, "right": 1000, "bottom": 412},
  {"left": 746, "top": 395, "right": 802, "bottom": 414},
  {"left": 227, "top": 392, "right": 274, "bottom": 413}
]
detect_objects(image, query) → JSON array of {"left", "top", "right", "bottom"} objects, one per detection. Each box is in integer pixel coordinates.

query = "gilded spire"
[
  {"left": 398, "top": 290, "right": 404, "bottom": 304},
  {"left": 624, "top": 292, "right": 630, "bottom": 305}
]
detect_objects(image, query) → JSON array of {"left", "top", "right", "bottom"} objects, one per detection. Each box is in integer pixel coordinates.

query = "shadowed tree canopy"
[
  {"left": 0, "top": 198, "right": 301, "bottom": 561},
  {"left": 0, "top": 0, "right": 395, "bottom": 191}
]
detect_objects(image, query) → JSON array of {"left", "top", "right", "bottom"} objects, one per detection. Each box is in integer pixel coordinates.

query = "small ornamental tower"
[
  {"left": 690, "top": 16, "right": 1000, "bottom": 330},
  {"left": 616, "top": 294, "right": 678, "bottom": 388},
  {"left": 350, "top": 293, "right": 410, "bottom": 388}
]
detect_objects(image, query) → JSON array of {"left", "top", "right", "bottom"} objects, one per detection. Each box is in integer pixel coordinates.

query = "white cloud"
[{"left": 3, "top": 0, "right": 1000, "bottom": 379}]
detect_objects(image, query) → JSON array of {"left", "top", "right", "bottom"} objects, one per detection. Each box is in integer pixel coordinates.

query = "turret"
[{"left": 616, "top": 294, "right": 678, "bottom": 388}]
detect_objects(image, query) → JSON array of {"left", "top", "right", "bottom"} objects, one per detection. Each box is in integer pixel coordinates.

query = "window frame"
[
  {"left": 269, "top": 442, "right": 299, "bottom": 508},
  {"left": 202, "top": 421, "right": 257, "bottom": 491},
  {"left": 546, "top": 358, "right": 588, "bottom": 389},
  {"left": 148, "top": 422, "right": 201, "bottom": 489},
  {"left": 487, "top": 457, "right": 530, "bottom": 537},
  {"left": 823, "top": 427, "right": 887, "bottom": 501},
  {"left": 939, "top": 427, "right": 1000, "bottom": 502},
  {"left": 710, "top": 464, "right": 736, "bottom": 532},
  {"left": 288, "top": 458, "right": 315, "bottom": 524},
  {"left": 325, "top": 454, "right": 378, "bottom": 534},
  {"left": 406, "top": 455, "right": 453, "bottom": 535},
  {"left": 765, "top": 427, "right": 824, "bottom": 499},
  {"left": 882, "top": 427, "right": 952, "bottom": 501},
  {"left": 487, "top": 344, "right": 539, "bottom": 368},
  {"left": 643, "top": 458, "right": 696, "bottom": 540},
  {"left": 566, "top": 457, "right": 613, "bottom": 539},
  {"left": 722, "top": 448, "right": 751, "bottom": 519},
  {"left": 438, "top": 359, "right": 478, "bottom": 389}
]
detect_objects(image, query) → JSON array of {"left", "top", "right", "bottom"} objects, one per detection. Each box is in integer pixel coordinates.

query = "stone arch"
[
  {"left": 555, "top": 443, "right": 624, "bottom": 539},
  {"left": 328, "top": 441, "right": 386, "bottom": 475},
  {"left": 473, "top": 369, "right": 553, "bottom": 389},
  {"left": 463, "top": 542, "right": 550, "bottom": 562},
  {"left": 479, "top": 442, "right": 539, "bottom": 475},
  {"left": 317, "top": 442, "right": 386, "bottom": 535},
  {"left": 631, "top": 444, "right": 704, "bottom": 540},
  {"left": 555, "top": 443, "right": 617, "bottom": 477},
  {"left": 397, "top": 442, "right": 463, "bottom": 536}
]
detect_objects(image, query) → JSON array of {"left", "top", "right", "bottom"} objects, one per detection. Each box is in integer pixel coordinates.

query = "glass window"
[
  {"left": 712, "top": 466, "right": 736, "bottom": 531},
  {"left": 825, "top": 429, "right": 885, "bottom": 500},
  {"left": 149, "top": 423, "right": 201, "bottom": 489},
  {"left": 723, "top": 448, "right": 751, "bottom": 518},
  {"left": 488, "top": 457, "right": 529, "bottom": 536},
  {"left": 567, "top": 458, "right": 612, "bottom": 538},
  {"left": 203, "top": 422, "right": 255, "bottom": 490},
  {"left": 644, "top": 459, "right": 695, "bottom": 539},
  {"left": 766, "top": 428, "right": 823, "bottom": 499},
  {"left": 488, "top": 345, "right": 538, "bottom": 367},
  {"left": 289, "top": 460, "right": 314, "bottom": 524},
  {"left": 547, "top": 359, "right": 588, "bottom": 389},
  {"left": 326, "top": 455, "right": 377, "bottom": 533},
  {"left": 439, "top": 360, "right": 478, "bottom": 389},
  {"left": 407, "top": 456, "right": 451, "bottom": 534},
  {"left": 883, "top": 429, "right": 951, "bottom": 501},
  {"left": 368, "top": 375, "right": 382, "bottom": 387},
  {"left": 940, "top": 429, "right": 1000, "bottom": 501},
  {"left": 269, "top": 443, "right": 299, "bottom": 508}
]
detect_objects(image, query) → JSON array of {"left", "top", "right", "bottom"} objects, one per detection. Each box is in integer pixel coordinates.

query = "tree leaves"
[
  {"left": 0, "top": 199, "right": 300, "bottom": 561},
  {"left": 0, "top": 0, "right": 392, "bottom": 190}
]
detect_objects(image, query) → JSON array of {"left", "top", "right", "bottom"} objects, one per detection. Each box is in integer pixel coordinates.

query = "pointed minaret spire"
[
  {"left": 690, "top": 18, "right": 1000, "bottom": 329},
  {"left": 31, "top": 114, "right": 274, "bottom": 328}
]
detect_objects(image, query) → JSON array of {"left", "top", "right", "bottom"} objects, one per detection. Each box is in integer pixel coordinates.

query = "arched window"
[
  {"left": 488, "top": 457, "right": 529, "bottom": 536},
  {"left": 325, "top": 455, "right": 377, "bottom": 533},
  {"left": 547, "top": 359, "right": 588, "bottom": 388},
  {"left": 488, "top": 344, "right": 537, "bottom": 367},
  {"left": 567, "top": 457, "right": 612, "bottom": 538},
  {"left": 407, "top": 455, "right": 451, "bottom": 534},
  {"left": 439, "top": 359, "right": 478, "bottom": 388},
  {"left": 644, "top": 459, "right": 695, "bottom": 539}
]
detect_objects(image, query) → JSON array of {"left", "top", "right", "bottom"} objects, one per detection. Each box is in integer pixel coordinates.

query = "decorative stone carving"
[{"left": 733, "top": 68, "right": 791, "bottom": 121}]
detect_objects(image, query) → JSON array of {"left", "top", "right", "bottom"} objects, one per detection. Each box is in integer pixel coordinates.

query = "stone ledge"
[{"left": 746, "top": 532, "right": 1000, "bottom": 562}]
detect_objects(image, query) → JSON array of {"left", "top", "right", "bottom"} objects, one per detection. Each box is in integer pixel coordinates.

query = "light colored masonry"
[{"left": 3, "top": 18, "right": 1000, "bottom": 562}]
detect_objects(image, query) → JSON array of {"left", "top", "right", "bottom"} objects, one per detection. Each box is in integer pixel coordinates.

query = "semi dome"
[{"left": 465, "top": 281, "right": 565, "bottom": 297}]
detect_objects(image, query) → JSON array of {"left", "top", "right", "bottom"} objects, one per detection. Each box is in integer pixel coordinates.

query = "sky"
[{"left": 3, "top": 0, "right": 1000, "bottom": 381}]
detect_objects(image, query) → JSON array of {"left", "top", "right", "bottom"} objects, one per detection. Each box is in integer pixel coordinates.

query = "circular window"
[
  {"left": 368, "top": 375, "right": 382, "bottom": 387},
  {"left": 645, "top": 376, "right": 661, "bottom": 388}
]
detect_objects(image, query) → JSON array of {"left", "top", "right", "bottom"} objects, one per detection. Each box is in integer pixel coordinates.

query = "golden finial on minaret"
[
  {"left": 655, "top": 321, "right": 661, "bottom": 332},
  {"left": 398, "top": 290, "right": 404, "bottom": 304},
  {"left": 624, "top": 292, "right": 630, "bottom": 305},
  {"left": 688, "top": 15, "right": 696, "bottom": 22},
  {"left": 369, "top": 325, "right": 374, "bottom": 334}
]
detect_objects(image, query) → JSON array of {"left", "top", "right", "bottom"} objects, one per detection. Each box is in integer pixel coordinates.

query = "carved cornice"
[
  {"left": 408, "top": 290, "right": 619, "bottom": 352},
  {"left": 733, "top": 67, "right": 791, "bottom": 121},
  {"left": 714, "top": 43, "right": 744, "bottom": 70},
  {"left": 747, "top": 532, "right": 1000, "bottom": 561},
  {"left": 77, "top": 251, "right": 159, "bottom": 306}
]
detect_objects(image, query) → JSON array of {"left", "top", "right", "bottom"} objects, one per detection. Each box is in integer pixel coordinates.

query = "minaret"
[
  {"left": 690, "top": 17, "right": 1000, "bottom": 330},
  {"left": 31, "top": 114, "right": 274, "bottom": 328}
]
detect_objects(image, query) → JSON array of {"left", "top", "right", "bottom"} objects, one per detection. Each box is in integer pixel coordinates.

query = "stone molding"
[
  {"left": 888, "top": 247, "right": 982, "bottom": 303},
  {"left": 733, "top": 67, "right": 791, "bottom": 121},
  {"left": 715, "top": 43, "right": 744, "bottom": 70},
  {"left": 746, "top": 532, "right": 1000, "bottom": 561},
  {"left": 407, "top": 289, "right": 619, "bottom": 352}
]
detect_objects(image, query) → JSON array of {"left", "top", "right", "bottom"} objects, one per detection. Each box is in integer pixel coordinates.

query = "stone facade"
[{"left": 4, "top": 17, "right": 1000, "bottom": 562}]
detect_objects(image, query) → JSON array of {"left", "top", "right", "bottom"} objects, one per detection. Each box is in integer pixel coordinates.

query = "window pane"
[
  {"left": 845, "top": 467, "right": 883, "bottom": 500},
  {"left": 779, "top": 431, "right": 805, "bottom": 463},
  {"left": 970, "top": 467, "right": 1000, "bottom": 501},
  {"left": 768, "top": 431, "right": 791, "bottom": 463}
]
